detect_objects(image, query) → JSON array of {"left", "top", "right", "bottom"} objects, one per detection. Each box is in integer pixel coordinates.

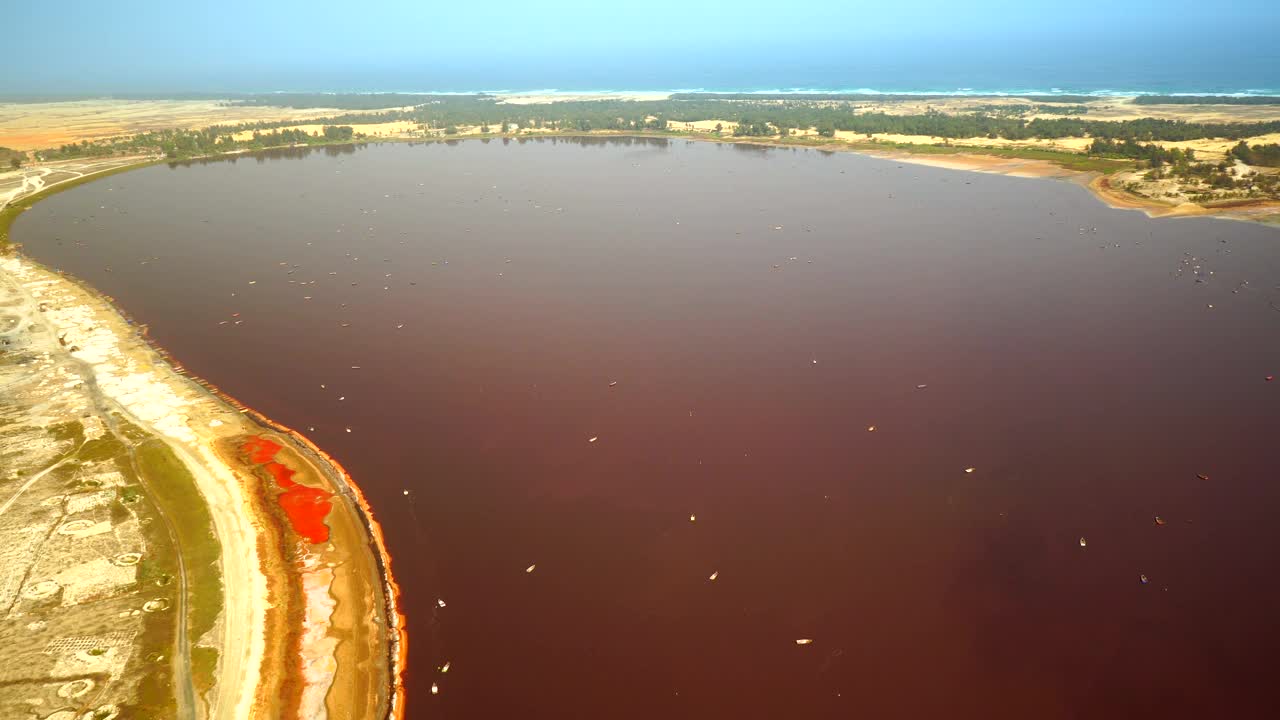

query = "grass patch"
[
  {"left": 191, "top": 645, "right": 220, "bottom": 699},
  {"left": 135, "top": 439, "right": 223, "bottom": 648},
  {"left": 104, "top": 445, "right": 180, "bottom": 718},
  {"left": 112, "top": 412, "right": 152, "bottom": 443},
  {"left": 133, "top": 609, "right": 177, "bottom": 717},
  {"left": 129, "top": 439, "right": 224, "bottom": 715},
  {"left": 1201, "top": 197, "right": 1275, "bottom": 209},
  {"left": 47, "top": 420, "right": 85, "bottom": 444},
  {"left": 51, "top": 461, "right": 81, "bottom": 485},
  {"left": 77, "top": 433, "right": 127, "bottom": 462}
]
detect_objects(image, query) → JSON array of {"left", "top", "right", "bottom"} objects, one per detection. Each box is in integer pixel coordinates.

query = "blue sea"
[
  {"left": 7, "top": 0, "right": 1278, "bottom": 99},
  {"left": 256, "top": 45, "right": 1280, "bottom": 97},
  {"left": 7, "top": 29, "right": 1278, "bottom": 98}
]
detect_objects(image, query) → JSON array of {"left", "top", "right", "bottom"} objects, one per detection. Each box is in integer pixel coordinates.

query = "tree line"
[
  {"left": 1086, "top": 138, "right": 1195, "bottom": 166},
  {"left": 158, "top": 96, "right": 1280, "bottom": 145},
  {"left": 37, "top": 126, "right": 358, "bottom": 161},
  {"left": 29, "top": 95, "right": 1280, "bottom": 163},
  {"left": 1228, "top": 141, "right": 1280, "bottom": 167},
  {"left": 236, "top": 97, "right": 1280, "bottom": 143}
]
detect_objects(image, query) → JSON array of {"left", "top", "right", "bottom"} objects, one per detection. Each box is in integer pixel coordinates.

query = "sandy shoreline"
[
  {"left": 235, "top": 411, "right": 407, "bottom": 720},
  {"left": 0, "top": 254, "right": 271, "bottom": 719},
  {"left": 0, "top": 251, "right": 403, "bottom": 718},
  {"left": 601, "top": 132, "right": 1280, "bottom": 223}
]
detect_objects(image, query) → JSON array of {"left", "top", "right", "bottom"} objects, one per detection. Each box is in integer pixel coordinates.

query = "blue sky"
[{"left": 6, "top": 0, "right": 1279, "bottom": 93}]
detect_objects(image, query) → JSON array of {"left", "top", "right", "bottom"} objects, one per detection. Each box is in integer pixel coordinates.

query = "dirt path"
[
  {"left": 1, "top": 167, "right": 54, "bottom": 211},
  {"left": 0, "top": 441, "right": 84, "bottom": 517},
  {"left": 0, "top": 257, "right": 199, "bottom": 718},
  {"left": 0, "top": 156, "right": 150, "bottom": 215}
]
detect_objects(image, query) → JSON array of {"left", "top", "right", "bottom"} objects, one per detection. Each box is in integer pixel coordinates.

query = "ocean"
[{"left": 247, "top": 43, "right": 1280, "bottom": 97}]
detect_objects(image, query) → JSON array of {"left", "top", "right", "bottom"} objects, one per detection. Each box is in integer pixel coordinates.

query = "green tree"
[
  {"left": 322, "top": 126, "right": 354, "bottom": 141},
  {"left": 9, "top": 157, "right": 20, "bottom": 170}
]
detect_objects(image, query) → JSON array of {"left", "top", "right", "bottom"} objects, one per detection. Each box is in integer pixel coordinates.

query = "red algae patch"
[
  {"left": 243, "top": 436, "right": 284, "bottom": 464},
  {"left": 276, "top": 486, "right": 335, "bottom": 544},
  {"left": 241, "top": 436, "right": 335, "bottom": 544}
]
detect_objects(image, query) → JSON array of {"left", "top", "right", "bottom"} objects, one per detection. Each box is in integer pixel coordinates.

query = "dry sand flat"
[
  {"left": 833, "top": 130, "right": 1096, "bottom": 154},
  {"left": 0, "top": 264, "right": 159, "bottom": 719},
  {"left": 1075, "top": 98, "right": 1280, "bottom": 123},
  {"left": 0, "top": 254, "right": 400, "bottom": 718},
  {"left": 828, "top": 129, "right": 1280, "bottom": 164},
  {"left": 858, "top": 149, "right": 1080, "bottom": 179},
  {"left": 230, "top": 121, "right": 423, "bottom": 142},
  {"left": 1154, "top": 132, "right": 1280, "bottom": 159},
  {"left": 832, "top": 131, "right": 1280, "bottom": 162},
  {"left": 666, "top": 119, "right": 737, "bottom": 132},
  {"left": 816, "top": 95, "right": 1280, "bottom": 123},
  {"left": 0, "top": 100, "right": 343, "bottom": 151}
]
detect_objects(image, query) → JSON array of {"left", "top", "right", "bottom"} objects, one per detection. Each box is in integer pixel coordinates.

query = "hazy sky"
[{"left": 7, "top": 0, "right": 1279, "bottom": 93}]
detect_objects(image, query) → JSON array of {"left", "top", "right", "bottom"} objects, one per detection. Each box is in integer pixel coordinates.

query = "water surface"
[{"left": 16, "top": 138, "right": 1280, "bottom": 719}]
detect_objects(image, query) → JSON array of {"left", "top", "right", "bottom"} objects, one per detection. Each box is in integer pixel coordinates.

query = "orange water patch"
[
  {"left": 243, "top": 436, "right": 284, "bottom": 464},
  {"left": 241, "top": 436, "right": 334, "bottom": 544},
  {"left": 266, "top": 461, "right": 297, "bottom": 486}
]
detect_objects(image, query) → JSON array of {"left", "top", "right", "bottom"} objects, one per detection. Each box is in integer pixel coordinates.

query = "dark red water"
[{"left": 15, "top": 138, "right": 1280, "bottom": 718}]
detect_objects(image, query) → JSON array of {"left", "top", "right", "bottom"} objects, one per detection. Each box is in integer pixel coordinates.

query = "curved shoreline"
[
  {"left": 236, "top": 409, "right": 407, "bottom": 720},
  {"left": 157, "top": 343, "right": 407, "bottom": 719},
  {"left": 1, "top": 155, "right": 167, "bottom": 244},
  {"left": 3, "top": 241, "right": 406, "bottom": 714},
  {"left": 5, "top": 133, "right": 1276, "bottom": 243},
  {"left": 2, "top": 132, "right": 1270, "bottom": 713}
]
